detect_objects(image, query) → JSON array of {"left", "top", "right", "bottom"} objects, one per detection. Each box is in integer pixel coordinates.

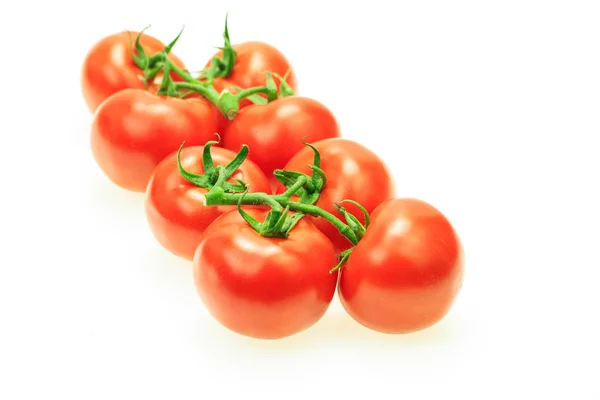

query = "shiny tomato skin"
[
  {"left": 144, "top": 145, "right": 270, "bottom": 261},
  {"left": 223, "top": 97, "right": 341, "bottom": 180},
  {"left": 91, "top": 89, "right": 220, "bottom": 192},
  {"left": 278, "top": 138, "right": 395, "bottom": 252},
  {"left": 339, "top": 198, "right": 465, "bottom": 334},
  {"left": 193, "top": 209, "right": 338, "bottom": 340},
  {"left": 207, "top": 41, "right": 298, "bottom": 94},
  {"left": 81, "top": 31, "right": 186, "bottom": 114},
  {"left": 183, "top": 92, "right": 229, "bottom": 134}
]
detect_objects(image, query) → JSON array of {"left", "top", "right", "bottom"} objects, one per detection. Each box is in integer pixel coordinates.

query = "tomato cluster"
[{"left": 81, "top": 18, "right": 465, "bottom": 340}]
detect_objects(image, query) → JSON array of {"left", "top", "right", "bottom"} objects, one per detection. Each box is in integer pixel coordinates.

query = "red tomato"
[
  {"left": 207, "top": 41, "right": 298, "bottom": 95},
  {"left": 81, "top": 30, "right": 186, "bottom": 113},
  {"left": 339, "top": 198, "right": 465, "bottom": 334},
  {"left": 278, "top": 138, "right": 395, "bottom": 252},
  {"left": 223, "top": 97, "right": 341, "bottom": 182},
  {"left": 144, "top": 145, "right": 270, "bottom": 261},
  {"left": 184, "top": 91, "right": 229, "bottom": 134},
  {"left": 193, "top": 209, "right": 338, "bottom": 339},
  {"left": 91, "top": 89, "right": 220, "bottom": 192}
]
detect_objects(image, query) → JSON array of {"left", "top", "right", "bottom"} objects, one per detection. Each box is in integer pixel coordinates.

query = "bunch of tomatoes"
[{"left": 80, "top": 17, "right": 465, "bottom": 340}]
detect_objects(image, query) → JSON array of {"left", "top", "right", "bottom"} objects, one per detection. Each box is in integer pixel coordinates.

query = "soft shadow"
[
  {"left": 68, "top": 106, "right": 93, "bottom": 145},
  {"left": 138, "top": 241, "right": 194, "bottom": 294},
  {"left": 192, "top": 299, "right": 465, "bottom": 356},
  {"left": 70, "top": 107, "right": 146, "bottom": 222},
  {"left": 84, "top": 175, "right": 147, "bottom": 222},
  {"left": 299, "top": 308, "right": 463, "bottom": 346}
]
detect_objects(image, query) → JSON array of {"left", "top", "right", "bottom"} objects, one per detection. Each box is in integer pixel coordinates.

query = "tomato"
[
  {"left": 338, "top": 198, "right": 465, "bottom": 334},
  {"left": 91, "top": 89, "right": 220, "bottom": 192},
  {"left": 223, "top": 97, "right": 341, "bottom": 183},
  {"left": 193, "top": 209, "right": 338, "bottom": 339},
  {"left": 183, "top": 92, "right": 229, "bottom": 134},
  {"left": 144, "top": 145, "right": 270, "bottom": 261},
  {"left": 81, "top": 30, "right": 186, "bottom": 113},
  {"left": 207, "top": 41, "right": 298, "bottom": 97},
  {"left": 277, "top": 138, "right": 395, "bottom": 252}
]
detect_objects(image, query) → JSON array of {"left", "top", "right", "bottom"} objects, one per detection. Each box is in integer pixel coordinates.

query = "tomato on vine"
[
  {"left": 202, "top": 15, "right": 298, "bottom": 108},
  {"left": 88, "top": 50, "right": 274, "bottom": 193},
  {"left": 223, "top": 96, "right": 341, "bottom": 182},
  {"left": 145, "top": 141, "right": 270, "bottom": 261},
  {"left": 81, "top": 28, "right": 186, "bottom": 113},
  {"left": 176, "top": 142, "right": 465, "bottom": 338},
  {"left": 82, "top": 19, "right": 467, "bottom": 340},
  {"left": 90, "top": 89, "right": 221, "bottom": 192},
  {"left": 192, "top": 208, "right": 338, "bottom": 340},
  {"left": 277, "top": 138, "right": 395, "bottom": 252},
  {"left": 338, "top": 198, "right": 465, "bottom": 334}
]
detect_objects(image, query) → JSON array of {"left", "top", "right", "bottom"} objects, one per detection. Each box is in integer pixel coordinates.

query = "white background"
[{"left": 1, "top": 0, "right": 599, "bottom": 398}]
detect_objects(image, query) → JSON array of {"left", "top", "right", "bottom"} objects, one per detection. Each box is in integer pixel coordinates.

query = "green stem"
[
  {"left": 204, "top": 192, "right": 359, "bottom": 245},
  {"left": 280, "top": 175, "right": 307, "bottom": 198},
  {"left": 166, "top": 59, "right": 273, "bottom": 120},
  {"left": 172, "top": 82, "right": 220, "bottom": 106},
  {"left": 221, "top": 86, "right": 272, "bottom": 119},
  {"left": 211, "top": 166, "right": 229, "bottom": 188},
  {"left": 206, "top": 191, "right": 282, "bottom": 212},
  {"left": 214, "top": 85, "right": 269, "bottom": 120},
  {"left": 167, "top": 61, "right": 199, "bottom": 83},
  {"left": 235, "top": 86, "right": 272, "bottom": 100},
  {"left": 173, "top": 80, "right": 270, "bottom": 120},
  {"left": 284, "top": 201, "right": 357, "bottom": 245}
]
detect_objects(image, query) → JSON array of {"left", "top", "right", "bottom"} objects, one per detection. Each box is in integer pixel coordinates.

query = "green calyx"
[
  {"left": 130, "top": 26, "right": 185, "bottom": 89},
  {"left": 334, "top": 200, "right": 370, "bottom": 241},
  {"left": 210, "top": 13, "right": 238, "bottom": 79},
  {"left": 189, "top": 14, "right": 236, "bottom": 82},
  {"left": 176, "top": 137, "right": 248, "bottom": 194},
  {"left": 328, "top": 200, "right": 371, "bottom": 272},
  {"left": 177, "top": 140, "right": 363, "bottom": 247},
  {"left": 330, "top": 248, "right": 353, "bottom": 273},
  {"left": 231, "top": 72, "right": 295, "bottom": 105},
  {"left": 273, "top": 140, "right": 325, "bottom": 205},
  {"left": 128, "top": 18, "right": 297, "bottom": 120},
  {"left": 236, "top": 193, "right": 305, "bottom": 238},
  {"left": 273, "top": 71, "right": 295, "bottom": 97}
]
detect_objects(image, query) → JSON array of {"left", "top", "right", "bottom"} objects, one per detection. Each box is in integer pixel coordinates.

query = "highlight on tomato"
[
  {"left": 145, "top": 141, "right": 270, "bottom": 261},
  {"left": 337, "top": 198, "right": 465, "bottom": 334},
  {"left": 192, "top": 208, "right": 338, "bottom": 340},
  {"left": 277, "top": 138, "right": 396, "bottom": 252},
  {"left": 81, "top": 28, "right": 186, "bottom": 114},
  {"left": 90, "top": 88, "right": 221, "bottom": 192}
]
